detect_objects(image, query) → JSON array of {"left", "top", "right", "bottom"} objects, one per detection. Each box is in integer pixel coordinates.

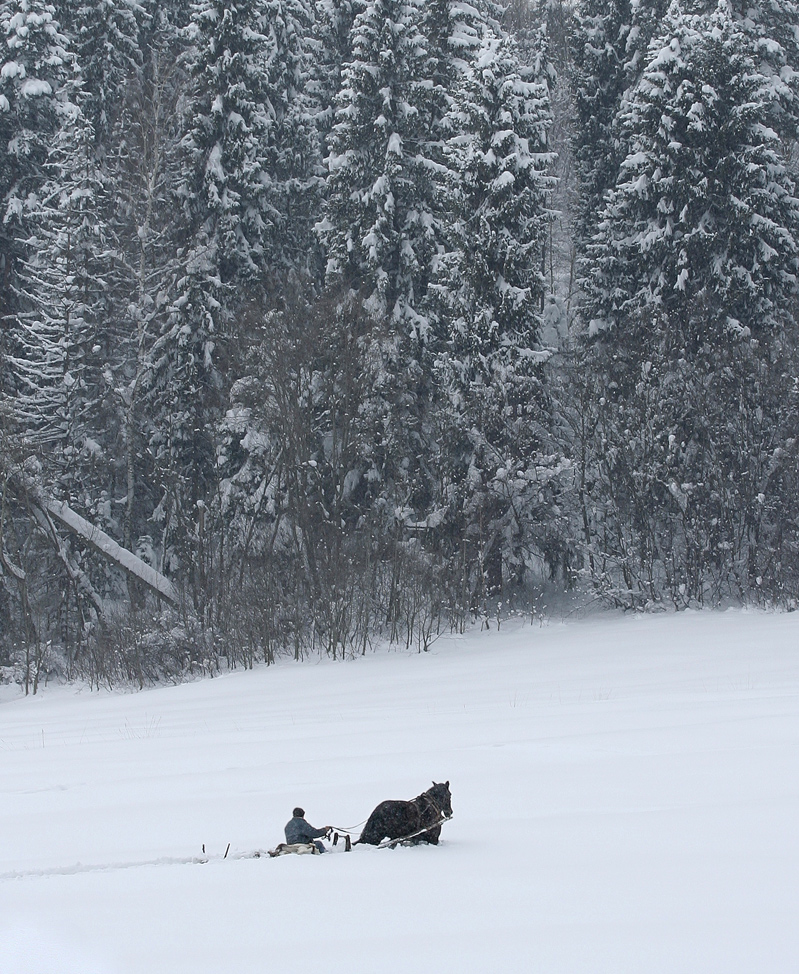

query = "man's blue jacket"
[{"left": 284, "top": 815, "right": 327, "bottom": 845}]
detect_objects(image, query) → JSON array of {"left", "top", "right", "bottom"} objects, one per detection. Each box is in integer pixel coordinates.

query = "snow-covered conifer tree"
[
  {"left": 149, "top": 0, "right": 319, "bottom": 580},
  {"left": 570, "top": 0, "right": 672, "bottom": 246},
  {"left": 429, "top": 30, "right": 564, "bottom": 600},
  {"left": 0, "top": 2, "right": 80, "bottom": 420},
  {"left": 418, "top": 0, "right": 495, "bottom": 288},
  {"left": 433, "top": 31, "right": 555, "bottom": 377},
  {"left": 584, "top": 1, "right": 799, "bottom": 342},
  {"left": 421, "top": 0, "right": 491, "bottom": 140},
  {"left": 321, "top": 0, "right": 433, "bottom": 332},
  {"left": 261, "top": 0, "right": 322, "bottom": 276},
  {"left": 730, "top": 0, "right": 799, "bottom": 140},
  {"left": 105, "top": 1, "right": 187, "bottom": 552},
  {"left": 573, "top": 1, "right": 799, "bottom": 606},
  {"left": 178, "top": 0, "right": 284, "bottom": 290},
  {"left": 311, "top": 0, "right": 365, "bottom": 158},
  {"left": 24, "top": 1, "right": 144, "bottom": 511},
  {"left": 570, "top": 0, "right": 631, "bottom": 245},
  {"left": 57, "top": 0, "right": 141, "bottom": 149},
  {"left": 14, "top": 100, "right": 111, "bottom": 495}
]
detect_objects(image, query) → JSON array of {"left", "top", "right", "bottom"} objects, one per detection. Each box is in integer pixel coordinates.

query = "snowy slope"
[{"left": 2, "top": 610, "right": 798, "bottom": 973}]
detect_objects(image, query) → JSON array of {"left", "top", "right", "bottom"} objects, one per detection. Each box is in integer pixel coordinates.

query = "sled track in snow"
[
  {"left": 0, "top": 834, "right": 447, "bottom": 881},
  {"left": 0, "top": 851, "right": 271, "bottom": 882}
]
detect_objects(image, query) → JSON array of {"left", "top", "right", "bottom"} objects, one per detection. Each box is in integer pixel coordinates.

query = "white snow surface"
[{"left": 2, "top": 609, "right": 799, "bottom": 973}]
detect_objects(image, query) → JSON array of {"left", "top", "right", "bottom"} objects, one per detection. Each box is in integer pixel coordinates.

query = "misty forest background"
[{"left": 2, "top": 0, "right": 799, "bottom": 690}]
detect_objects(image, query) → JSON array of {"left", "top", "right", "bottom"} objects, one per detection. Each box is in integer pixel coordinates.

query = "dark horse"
[{"left": 356, "top": 781, "right": 452, "bottom": 846}]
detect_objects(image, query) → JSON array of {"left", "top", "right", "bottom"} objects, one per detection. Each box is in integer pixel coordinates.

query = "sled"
[{"left": 267, "top": 842, "right": 321, "bottom": 858}]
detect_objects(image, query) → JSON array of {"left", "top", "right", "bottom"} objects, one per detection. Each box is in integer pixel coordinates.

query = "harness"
[{"left": 415, "top": 790, "right": 445, "bottom": 823}]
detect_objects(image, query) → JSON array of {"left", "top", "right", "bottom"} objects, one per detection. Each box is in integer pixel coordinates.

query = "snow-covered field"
[{"left": 2, "top": 610, "right": 799, "bottom": 973}]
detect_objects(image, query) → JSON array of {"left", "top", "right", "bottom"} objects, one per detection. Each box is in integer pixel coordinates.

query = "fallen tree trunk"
[
  {"left": 28, "top": 501, "right": 106, "bottom": 616},
  {"left": 43, "top": 498, "right": 179, "bottom": 607},
  {"left": 6, "top": 470, "right": 179, "bottom": 609}
]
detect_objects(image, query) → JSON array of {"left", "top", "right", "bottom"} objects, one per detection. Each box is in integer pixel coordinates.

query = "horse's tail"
[{"left": 355, "top": 812, "right": 381, "bottom": 846}]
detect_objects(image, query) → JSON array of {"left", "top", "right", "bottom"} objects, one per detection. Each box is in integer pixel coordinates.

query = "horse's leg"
[{"left": 424, "top": 825, "right": 441, "bottom": 844}]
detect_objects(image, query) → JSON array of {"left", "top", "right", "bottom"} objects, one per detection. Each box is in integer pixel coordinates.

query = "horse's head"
[{"left": 428, "top": 780, "right": 452, "bottom": 819}]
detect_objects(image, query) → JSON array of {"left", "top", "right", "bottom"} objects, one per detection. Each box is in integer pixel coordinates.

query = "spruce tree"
[
  {"left": 731, "top": 0, "right": 799, "bottom": 140},
  {"left": 15, "top": 101, "right": 109, "bottom": 493},
  {"left": 0, "top": 2, "right": 79, "bottom": 421},
  {"left": 321, "top": 0, "right": 433, "bottom": 332},
  {"left": 311, "top": 0, "right": 365, "bottom": 158},
  {"left": 33, "top": 1, "right": 144, "bottom": 514},
  {"left": 570, "top": 0, "right": 632, "bottom": 245},
  {"left": 433, "top": 31, "right": 555, "bottom": 376},
  {"left": 574, "top": 1, "right": 799, "bottom": 605},
  {"left": 109, "top": 1, "right": 187, "bottom": 553},
  {"left": 149, "top": 0, "right": 319, "bottom": 582},
  {"left": 570, "top": 0, "right": 671, "bottom": 245},
  {"left": 178, "top": 0, "right": 280, "bottom": 289},
  {"left": 429, "top": 30, "right": 563, "bottom": 600},
  {"left": 57, "top": 0, "right": 141, "bottom": 150},
  {"left": 421, "top": 0, "right": 490, "bottom": 141},
  {"left": 584, "top": 1, "right": 799, "bottom": 342},
  {"left": 260, "top": 0, "right": 321, "bottom": 276}
]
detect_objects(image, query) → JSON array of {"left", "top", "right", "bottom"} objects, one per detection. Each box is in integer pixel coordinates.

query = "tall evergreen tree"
[
  {"left": 178, "top": 0, "right": 280, "bottom": 290},
  {"left": 57, "top": 0, "right": 141, "bottom": 150},
  {"left": 419, "top": 0, "right": 494, "bottom": 283},
  {"left": 584, "top": 1, "right": 799, "bottom": 342},
  {"left": 105, "top": 0, "right": 187, "bottom": 552},
  {"left": 570, "top": 0, "right": 671, "bottom": 245},
  {"left": 321, "top": 0, "right": 433, "bottom": 332},
  {"left": 573, "top": 1, "right": 799, "bottom": 606},
  {"left": 429, "top": 30, "right": 563, "bottom": 599},
  {"left": 15, "top": 100, "right": 109, "bottom": 491},
  {"left": 0, "top": 2, "right": 79, "bottom": 414},
  {"left": 32, "top": 1, "right": 144, "bottom": 516},
  {"left": 421, "top": 0, "right": 491, "bottom": 137},
  {"left": 570, "top": 0, "right": 632, "bottom": 245},
  {"left": 432, "top": 31, "right": 555, "bottom": 374},
  {"left": 261, "top": 0, "right": 322, "bottom": 275},
  {"left": 730, "top": 0, "right": 799, "bottom": 141},
  {"left": 311, "top": 0, "right": 365, "bottom": 158},
  {"left": 149, "top": 0, "right": 319, "bottom": 580}
]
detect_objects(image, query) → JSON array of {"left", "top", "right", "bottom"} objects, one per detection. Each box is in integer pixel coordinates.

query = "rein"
[{"left": 329, "top": 818, "right": 368, "bottom": 835}]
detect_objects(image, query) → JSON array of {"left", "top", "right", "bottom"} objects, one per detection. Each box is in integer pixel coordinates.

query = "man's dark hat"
[{"left": 293, "top": 807, "right": 305, "bottom": 818}]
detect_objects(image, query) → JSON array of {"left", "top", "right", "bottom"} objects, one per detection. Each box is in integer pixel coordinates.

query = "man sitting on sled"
[{"left": 284, "top": 807, "right": 331, "bottom": 853}]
